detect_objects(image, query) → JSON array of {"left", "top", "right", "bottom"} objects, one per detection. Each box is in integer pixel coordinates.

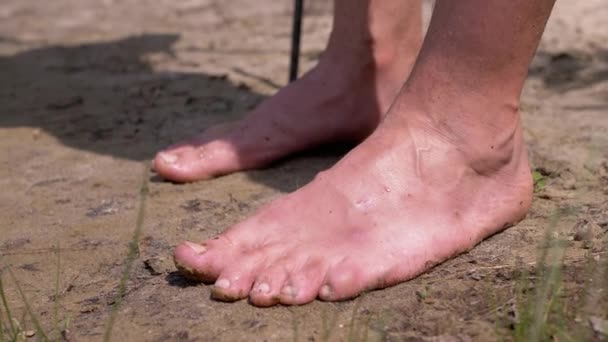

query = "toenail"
[
  {"left": 215, "top": 279, "right": 230, "bottom": 289},
  {"left": 256, "top": 283, "right": 270, "bottom": 294},
  {"left": 158, "top": 152, "right": 178, "bottom": 164},
  {"left": 184, "top": 241, "right": 207, "bottom": 254},
  {"left": 320, "top": 285, "right": 332, "bottom": 298},
  {"left": 282, "top": 286, "right": 297, "bottom": 297}
]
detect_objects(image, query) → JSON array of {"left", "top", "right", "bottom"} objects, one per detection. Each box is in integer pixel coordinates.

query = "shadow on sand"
[
  {"left": 4, "top": 34, "right": 603, "bottom": 193},
  {"left": 0, "top": 33, "right": 349, "bottom": 193}
]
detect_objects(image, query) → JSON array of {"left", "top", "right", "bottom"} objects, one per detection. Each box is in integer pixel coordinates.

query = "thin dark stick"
[{"left": 289, "top": 0, "right": 304, "bottom": 82}]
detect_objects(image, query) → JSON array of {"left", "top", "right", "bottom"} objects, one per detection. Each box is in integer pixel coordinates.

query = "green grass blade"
[
  {"left": 0, "top": 303, "right": 5, "bottom": 342},
  {"left": 0, "top": 275, "right": 17, "bottom": 338},
  {"left": 553, "top": 325, "right": 577, "bottom": 342},
  {"left": 8, "top": 269, "right": 49, "bottom": 342},
  {"left": 526, "top": 211, "right": 567, "bottom": 342},
  {"left": 103, "top": 163, "right": 150, "bottom": 342}
]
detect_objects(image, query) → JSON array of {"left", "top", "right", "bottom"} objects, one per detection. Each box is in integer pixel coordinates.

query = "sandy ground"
[{"left": 1, "top": 1, "right": 608, "bottom": 341}]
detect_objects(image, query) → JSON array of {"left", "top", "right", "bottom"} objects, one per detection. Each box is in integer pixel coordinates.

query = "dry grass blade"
[
  {"left": 320, "top": 304, "right": 338, "bottom": 342},
  {"left": 53, "top": 246, "right": 61, "bottom": 341},
  {"left": 290, "top": 308, "right": 300, "bottom": 342},
  {"left": 347, "top": 297, "right": 364, "bottom": 342}
]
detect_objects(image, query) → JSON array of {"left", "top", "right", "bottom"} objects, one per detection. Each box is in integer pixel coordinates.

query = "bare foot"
[
  {"left": 153, "top": 0, "right": 424, "bottom": 183},
  {"left": 153, "top": 51, "right": 415, "bottom": 182},
  {"left": 171, "top": 0, "right": 553, "bottom": 307},
  {"left": 172, "top": 89, "right": 533, "bottom": 306}
]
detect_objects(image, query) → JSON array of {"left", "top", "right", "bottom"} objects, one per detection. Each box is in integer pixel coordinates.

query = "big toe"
[
  {"left": 154, "top": 150, "right": 200, "bottom": 182},
  {"left": 174, "top": 240, "right": 234, "bottom": 283},
  {"left": 153, "top": 141, "right": 240, "bottom": 182}
]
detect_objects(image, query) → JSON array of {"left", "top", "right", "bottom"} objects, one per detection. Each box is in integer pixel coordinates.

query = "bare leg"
[
  {"left": 174, "top": 0, "right": 554, "bottom": 306},
  {"left": 153, "top": 0, "right": 422, "bottom": 182}
]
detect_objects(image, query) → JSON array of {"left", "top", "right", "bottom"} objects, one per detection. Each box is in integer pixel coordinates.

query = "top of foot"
[{"left": 172, "top": 100, "right": 533, "bottom": 306}]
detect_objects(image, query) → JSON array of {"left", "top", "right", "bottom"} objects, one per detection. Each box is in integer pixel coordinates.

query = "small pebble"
[
  {"left": 590, "top": 316, "right": 608, "bottom": 336},
  {"left": 32, "top": 129, "right": 41, "bottom": 140},
  {"left": 573, "top": 219, "right": 602, "bottom": 241},
  {"left": 469, "top": 272, "right": 483, "bottom": 281}
]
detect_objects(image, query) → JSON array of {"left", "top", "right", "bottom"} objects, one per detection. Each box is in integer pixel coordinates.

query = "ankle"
[{"left": 396, "top": 88, "right": 527, "bottom": 176}]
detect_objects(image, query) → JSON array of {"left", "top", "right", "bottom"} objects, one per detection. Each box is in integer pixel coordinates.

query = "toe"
[
  {"left": 153, "top": 150, "right": 180, "bottom": 175},
  {"left": 153, "top": 148, "right": 210, "bottom": 183},
  {"left": 279, "top": 256, "right": 328, "bottom": 306},
  {"left": 173, "top": 237, "right": 238, "bottom": 283},
  {"left": 211, "top": 252, "right": 266, "bottom": 302},
  {"left": 155, "top": 150, "right": 180, "bottom": 165},
  {"left": 153, "top": 147, "right": 197, "bottom": 182},
  {"left": 154, "top": 141, "right": 241, "bottom": 182},
  {"left": 318, "top": 267, "right": 363, "bottom": 302},
  {"left": 249, "top": 266, "right": 290, "bottom": 307},
  {"left": 318, "top": 258, "right": 391, "bottom": 302}
]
